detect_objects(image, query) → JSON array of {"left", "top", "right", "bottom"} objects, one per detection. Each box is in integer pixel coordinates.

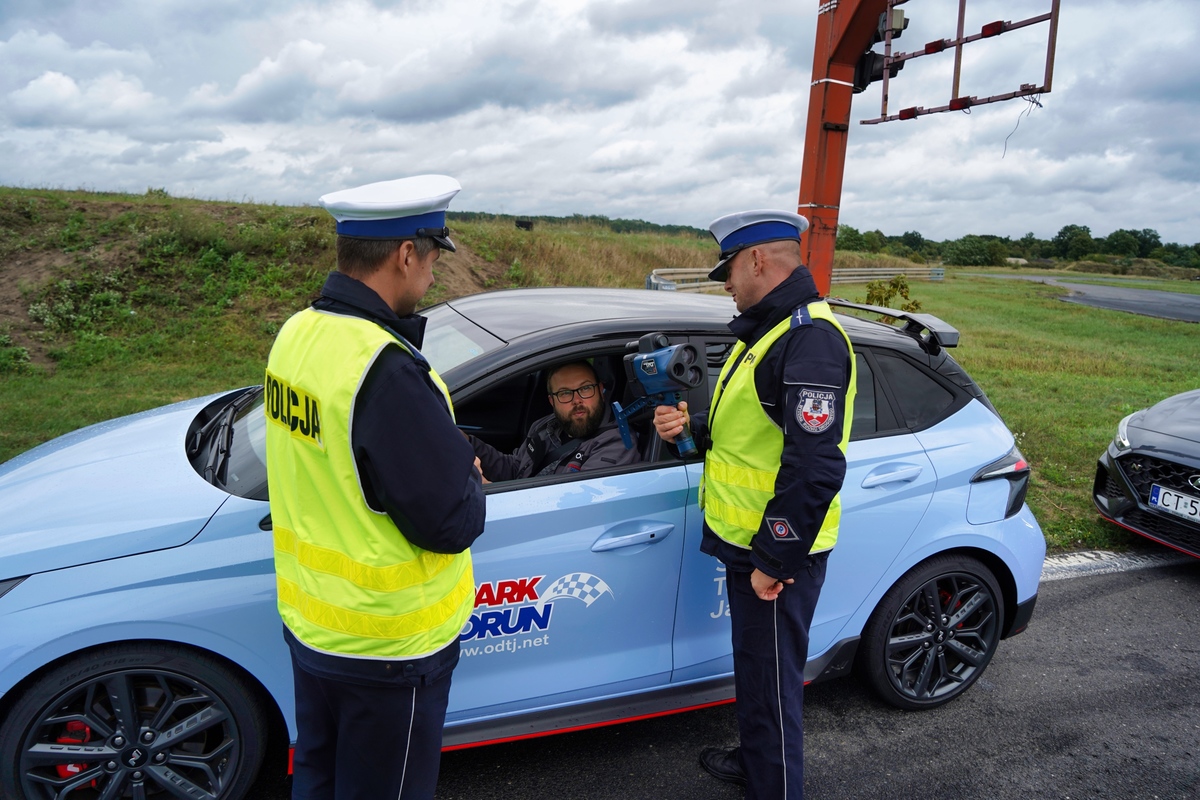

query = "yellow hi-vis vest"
[
  {"left": 264, "top": 308, "right": 474, "bottom": 659},
  {"left": 700, "top": 300, "right": 856, "bottom": 554}
]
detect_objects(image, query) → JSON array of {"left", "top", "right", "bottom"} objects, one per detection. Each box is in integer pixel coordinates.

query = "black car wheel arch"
[
  {"left": 858, "top": 555, "right": 1003, "bottom": 710},
  {"left": 0, "top": 643, "right": 267, "bottom": 800}
]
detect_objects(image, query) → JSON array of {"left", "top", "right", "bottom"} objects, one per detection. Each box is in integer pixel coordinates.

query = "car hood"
[
  {"left": 0, "top": 394, "right": 231, "bottom": 579},
  {"left": 1133, "top": 389, "right": 1200, "bottom": 445}
]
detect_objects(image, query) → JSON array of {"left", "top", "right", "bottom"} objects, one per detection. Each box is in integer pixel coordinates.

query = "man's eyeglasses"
[{"left": 549, "top": 383, "right": 600, "bottom": 404}]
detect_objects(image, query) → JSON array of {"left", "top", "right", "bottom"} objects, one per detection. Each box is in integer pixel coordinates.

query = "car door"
[
  {"left": 669, "top": 341, "right": 939, "bottom": 675},
  {"left": 445, "top": 353, "right": 690, "bottom": 721}
]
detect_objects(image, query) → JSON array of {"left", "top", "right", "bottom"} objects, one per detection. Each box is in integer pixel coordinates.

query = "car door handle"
[
  {"left": 591, "top": 522, "right": 675, "bottom": 552},
  {"left": 861, "top": 465, "right": 923, "bottom": 488}
]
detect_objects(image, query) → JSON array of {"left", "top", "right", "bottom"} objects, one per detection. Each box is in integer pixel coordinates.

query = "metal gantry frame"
[
  {"left": 863, "top": 0, "right": 1061, "bottom": 124},
  {"left": 796, "top": 0, "right": 1060, "bottom": 295}
]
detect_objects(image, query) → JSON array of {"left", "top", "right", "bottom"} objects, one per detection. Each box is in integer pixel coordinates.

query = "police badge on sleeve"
[{"left": 796, "top": 387, "right": 836, "bottom": 434}]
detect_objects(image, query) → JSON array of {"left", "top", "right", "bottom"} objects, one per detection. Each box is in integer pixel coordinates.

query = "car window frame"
[
  {"left": 453, "top": 337, "right": 693, "bottom": 495},
  {"left": 865, "top": 346, "right": 972, "bottom": 435},
  {"left": 691, "top": 334, "right": 974, "bottom": 443}
]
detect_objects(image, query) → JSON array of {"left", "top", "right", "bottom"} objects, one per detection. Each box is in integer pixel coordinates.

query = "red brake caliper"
[{"left": 55, "top": 720, "right": 98, "bottom": 788}]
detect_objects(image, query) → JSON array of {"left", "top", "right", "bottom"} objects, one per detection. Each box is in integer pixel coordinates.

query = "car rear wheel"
[
  {"left": 0, "top": 643, "right": 267, "bottom": 800},
  {"left": 858, "top": 555, "right": 1003, "bottom": 710}
]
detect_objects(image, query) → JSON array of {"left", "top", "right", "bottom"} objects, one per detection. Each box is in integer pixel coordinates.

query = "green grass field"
[
  {"left": 834, "top": 273, "right": 1197, "bottom": 552},
  {"left": 3, "top": 188, "right": 1197, "bottom": 554}
]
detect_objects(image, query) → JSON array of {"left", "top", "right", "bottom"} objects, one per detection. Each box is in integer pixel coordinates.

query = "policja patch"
[{"left": 796, "top": 387, "right": 836, "bottom": 434}]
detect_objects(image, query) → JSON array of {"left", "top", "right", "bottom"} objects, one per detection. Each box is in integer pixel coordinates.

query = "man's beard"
[{"left": 557, "top": 403, "right": 604, "bottom": 439}]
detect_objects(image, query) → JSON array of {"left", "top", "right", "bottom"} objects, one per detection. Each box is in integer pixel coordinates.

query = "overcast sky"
[{"left": 1, "top": 0, "right": 1197, "bottom": 243}]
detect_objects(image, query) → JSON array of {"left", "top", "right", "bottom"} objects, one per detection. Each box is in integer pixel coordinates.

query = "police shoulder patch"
[
  {"left": 796, "top": 387, "right": 836, "bottom": 434},
  {"left": 765, "top": 516, "right": 799, "bottom": 541}
]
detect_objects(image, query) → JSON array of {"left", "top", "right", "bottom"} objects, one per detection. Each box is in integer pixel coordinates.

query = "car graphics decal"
[
  {"left": 460, "top": 572, "right": 613, "bottom": 645},
  {"left": 711, "top": 563, "right": 732, "bottom": 619}
]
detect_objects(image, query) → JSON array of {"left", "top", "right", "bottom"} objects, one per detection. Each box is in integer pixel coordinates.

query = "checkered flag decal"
[{"left": 536, "top": 573, "right": 613, "bottom": 609}]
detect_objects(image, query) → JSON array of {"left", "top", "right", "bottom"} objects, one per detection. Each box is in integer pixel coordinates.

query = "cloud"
[
  {"left": 185, "top": 39, "right": 329, "bottom": 123},
  {"left": 0, "top": 0, "right": 1196, "bottom": 244},
  {"left": 586, "top": 0, "right": 713, "bottom": 37},
  {"left": 585, "top": 139, "right": 660, "bottom": 172},
  {"left": 6, "top": 70, "right": 158, "bottom": 128},
  {"left": 0, "top": 29, "right": 152, "bottom": 92}
]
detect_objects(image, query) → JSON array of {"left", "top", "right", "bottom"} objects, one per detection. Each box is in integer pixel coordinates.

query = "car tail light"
[{"left": 971, "top": 446, "right": 1030, "bottom": 519}]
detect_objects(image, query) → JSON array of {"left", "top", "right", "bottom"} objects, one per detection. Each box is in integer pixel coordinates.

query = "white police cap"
[
  {"left": 318, "top": 174, "right": 461, "bottom": 251},
  {"left": 707, "top": 209, "right": 810, "bottom": 281}
]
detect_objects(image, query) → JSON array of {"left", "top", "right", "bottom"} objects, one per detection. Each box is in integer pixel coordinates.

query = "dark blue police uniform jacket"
[
  {"left": 688, "top": 266, "right": 853, "bottom": 800},
  {"left": 286, "top": 271, "right": 486, "bottom": 800}
]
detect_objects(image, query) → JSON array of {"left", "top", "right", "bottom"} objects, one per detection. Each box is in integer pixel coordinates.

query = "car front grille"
[
  {"left": 1114, "top": 454, "right": 1200, "bottom": 501},
  {"left": 1102, "top": 473, "right": 1123, "bottom": 500},
  {"left": 1121, "top": 508, "right": 1200, "bottom": 557},
  {"left": 1109, "top": 454, "right": 1200, "bottom": 556}
]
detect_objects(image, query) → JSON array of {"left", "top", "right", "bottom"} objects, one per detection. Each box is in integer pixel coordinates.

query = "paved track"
[
  {"left": 436, "top": 551, "right": 1200, "bottom": 799},
  {"left": 972, "top": 274, "right": 1200, "bottom": 323},
  {"left": 251, "top": 550, "right": 1200, "bottom": 799}
]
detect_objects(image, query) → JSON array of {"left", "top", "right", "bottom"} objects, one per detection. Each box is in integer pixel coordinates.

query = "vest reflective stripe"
[
  {"left": 274, "top": 526, "right": 460, "bottom": 593},
  {"left": 275, "top": 570, "right": 474, "bottom": 645},
  {"left": 700, "top": 300, "right": 856, "bottom": 554},
  {"left": 266, "top": 308, "right": 473, "bottom": 659}
]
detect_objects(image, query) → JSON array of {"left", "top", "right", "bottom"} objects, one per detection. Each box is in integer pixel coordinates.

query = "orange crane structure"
[{"left": 797, "top": 0, "right": 1061, "bottom": 295}]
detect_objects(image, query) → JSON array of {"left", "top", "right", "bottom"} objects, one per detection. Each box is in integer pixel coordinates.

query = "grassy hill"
[{"left": 3, "top": 186, "right": 1196, "bottom": 555}]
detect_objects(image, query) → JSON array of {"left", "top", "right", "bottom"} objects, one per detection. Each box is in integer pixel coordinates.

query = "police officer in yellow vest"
[
  {"left": 265, "top": 175, "right": 486, "bottom": 800},
  {"left": 654, "top": 210, "right": 855, "bottom": 800}
]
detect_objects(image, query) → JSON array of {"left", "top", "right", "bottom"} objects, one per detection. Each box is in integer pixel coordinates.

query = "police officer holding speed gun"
[
  {"left": 264, "top": 175, "right": 485, "bottom": 800},
  {"left": 654, "top": 210, "right": 856, "bottom": 800}
]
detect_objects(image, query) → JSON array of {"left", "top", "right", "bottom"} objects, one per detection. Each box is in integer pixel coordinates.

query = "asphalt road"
[
  {"left": 436, "top": 558, "right": 1200, "bottom": 800},
  {"left": 974, "top": 274, "right": 1200, "bottom": 323},
  {"left": 252, "top": 556, "right": 1200, "bottom": 799}
]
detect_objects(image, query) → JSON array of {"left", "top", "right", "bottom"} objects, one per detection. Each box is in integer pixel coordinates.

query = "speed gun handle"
[{"left": 674, "top": 415, "right": 697, "bottom": 457}]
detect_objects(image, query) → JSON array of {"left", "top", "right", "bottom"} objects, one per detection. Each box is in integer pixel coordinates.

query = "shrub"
[
  {"left": 860, "top": 275, "right": 922, "bottom": 318},
  {"left": 0, "top": 334, "right": 31, "bottom": 374}
]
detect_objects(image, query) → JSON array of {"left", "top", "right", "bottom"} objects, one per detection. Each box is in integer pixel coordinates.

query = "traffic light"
[
  {"left": 853, "top": 51, "right": 904, "bottom": 93},
  {"left": 855, "top": 9, "right": 909, "bottom": 93}
]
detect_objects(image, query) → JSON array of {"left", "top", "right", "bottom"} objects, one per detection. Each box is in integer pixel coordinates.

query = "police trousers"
[
  {"left": 727, "top": 552, "right": 829, "bottom": 800},
  {"left": 288, "top": 642, "right": 457, "bottom": 800}
]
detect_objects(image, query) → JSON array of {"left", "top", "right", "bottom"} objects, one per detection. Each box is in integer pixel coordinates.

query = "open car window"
[{"left": 453, "top": 345, "right": 692, "bottom": 490}]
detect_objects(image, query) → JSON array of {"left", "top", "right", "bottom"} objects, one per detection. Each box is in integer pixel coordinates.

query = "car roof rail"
[{"left": 825, "top": 298, "right": 960, "bottom": 351}]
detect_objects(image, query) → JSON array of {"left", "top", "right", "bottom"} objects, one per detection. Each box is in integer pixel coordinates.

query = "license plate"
[{"left": 1149, "top": 484, "right": 1200, "bottom": 523}]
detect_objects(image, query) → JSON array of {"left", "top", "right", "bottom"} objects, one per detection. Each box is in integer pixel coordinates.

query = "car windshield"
[
  {"left": 419, "top": 303, "right": 504, "bottom": 373},
  {"left": 199, "top": 304, "right": 501, "bottom": 502},
  {"left": 225, "top": 390, "right": 268, "bottom": 500},
  {"left": 194, "top": 388, "right": 270, "bottom": 501}
]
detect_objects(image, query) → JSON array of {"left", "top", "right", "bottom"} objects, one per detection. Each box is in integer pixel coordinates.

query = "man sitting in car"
[{"left": 468, "top": 360, "right": 641, "bottom": 481}]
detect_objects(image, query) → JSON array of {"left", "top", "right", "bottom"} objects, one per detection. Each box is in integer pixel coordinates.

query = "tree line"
[
  {"left": 836, "top": 225, "right": 1200, "bottom": 270},
  {"left": 449, "top": 211, "right": 708, "bottom": 238}
]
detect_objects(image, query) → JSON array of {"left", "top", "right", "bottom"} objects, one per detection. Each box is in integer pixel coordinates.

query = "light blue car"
[{"left": 0, "top": 288, "right": 1045, "bottom": 799}]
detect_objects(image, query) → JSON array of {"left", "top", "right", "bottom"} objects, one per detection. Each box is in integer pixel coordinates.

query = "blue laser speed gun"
[{"left": 612, "top": 332, "right": 704, "bottom": 457}]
